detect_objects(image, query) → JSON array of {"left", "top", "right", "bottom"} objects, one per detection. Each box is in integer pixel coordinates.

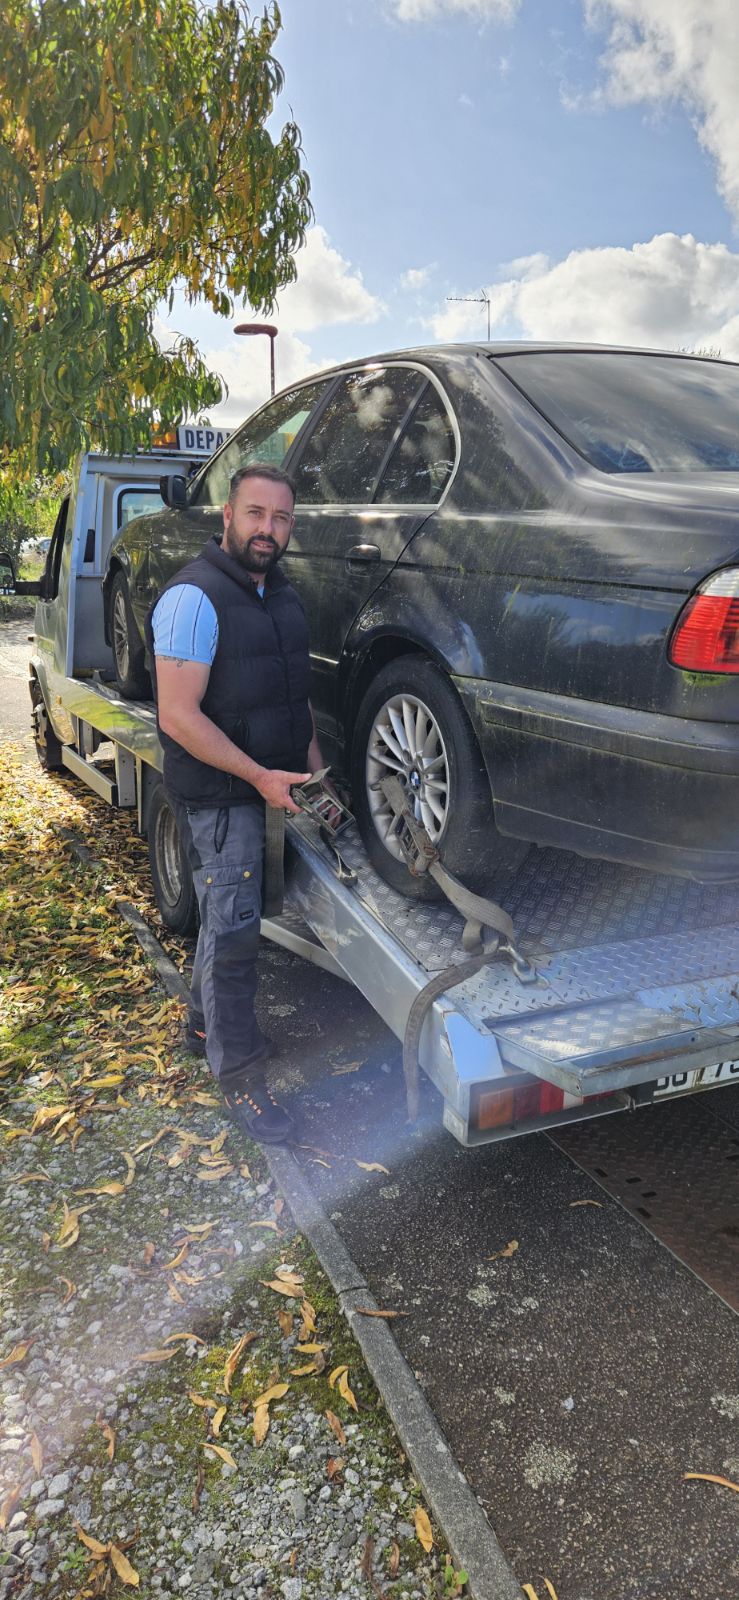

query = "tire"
[
  {"left": 147, "top": 784, "right": 198, "bottom": 936},
  {"left": 30, "top": 679, "right": 64, "bottom": 772},
  {"left": 110, "top": 570, "right": 151, "bottom": 700},
  {"left": 350, "top": 655, "right": 528, "bottom": 901}
]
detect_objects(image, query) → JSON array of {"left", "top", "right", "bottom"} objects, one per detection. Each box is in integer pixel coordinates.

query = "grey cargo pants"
[{"left": 172, "top": 798, "right": 269, "bottom": 1089}]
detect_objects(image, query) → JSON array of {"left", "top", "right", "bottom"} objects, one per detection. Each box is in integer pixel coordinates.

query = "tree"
[{"left": 0, "top": 0, "right": 311, "bottom": 477}]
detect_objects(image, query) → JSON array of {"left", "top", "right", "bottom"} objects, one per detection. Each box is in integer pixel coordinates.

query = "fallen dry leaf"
[
  {"left": 56, "top": 1276, "right": 76, "bottom": 1305},
  {"left": 522, "top": 1586, "right": 540, "bottom": 1600},
  {"left": 0, "top": 1486, "right": 21, "bottom": 1530},
  {"left": 0, "top": 1339, "right": 35, "bottom": 1369},
  {"left": 197, "top": 1165, "right": 234, "bottom": 1182},
  {"left": 249, "top": 1219, "right": 280, "bottom": 1233},
  {"left": 328, "top": 1364, "right": 348, "bottom": 1389},
  {"left": 74, "top": 1181, "right": 126, "bottom": 1198},
  {"left": 338, "top": 1369, "right": 358, "bottom": 1412},
  {"left": 277, "top": 1309, "right": 294, "bottom": 1339},
  {"left": 192, "top": 1459, "right": 205, "bottom": 1511},
  {"left": 160, "top": 1244, "right": 190, "bottom": 1271},
  {"left": 251, "top": 1382, "right": 289, "bottom": 1410},
  {"left": 30, "top": 1431, "right": 43, "bottom": 1472},
  {"left": 163, "top": 1331, "right": 205, "bottom": 1347},
  {"left": 122, "top": 1153, "right": 136, "bottom": 1187},
  {"left": 543, "top": 1581, "right": 560, "bottom": 1600},
  {"left": 142, "top": 1242, "right": 156, "bottom": 1266},
  {"left": 326, "top": 1456, "right": 345, "bottom": 1479},
  {"left": 224, "top": 1332, "right": 257, "bottom": 1394},
  {"left": 261, "top": 1277, "right": 303, "bottom": 1299},
  {"left": 414, "top": 1506, "right": 433, "bottom": 1553},
  {"left": 389, "top": 1541, "right": 400, "bottom": 1578},
  {"left": 486, "top": 1240, "right": 519, "bottom": 1261},
  {"left": 133, "top": 1348, "right": 177, "bottom": 1364},
  {"left": 74, "top": 1523, "right": 110, "bottom": 1557},
  {"left": 290, "top": 1362, "right": 321, "bottom": 1376},
  {"left": 299, "top": 1300, "right": 317, "bottom": 1338},
  {"left": 569, "top": 1199, "right": 602, "bottom": 1209},
  {"left": 86, "top": 1074, "right": 126, "bottom": 1088},
  {"left": 325, "top": 1410, "right": 347, "bottom": 1448},
  {"left": 109, "top": 1543, "right": 140, "bottom": 1586},
  {"left": 355, "top": 1307, "right": 409, "bottom": 1319},
  {"left": 202, "top": 1442, "right": 237, "bottom": 1468},
  {"left": 683, "top": 1471, "right": 739, "bottom": 1494},
  {"left": 353, "top": 1160, "right": 390, "bottom": 1175},
  {"left": 13, "top": 1172, "right": 49, "bottom": 1185},
  {"left": 187, "top": 1391, "right": 218, "bottom": 1411},
  {"left": 100, "top": 1422, "right": 115, "bottom": 1461},
  {"left": 252, "top": 1404, "right": 270, "bottom": 1445},
  {"left": 211, "top": 1406, "right": 227, "bottom": 1437}
]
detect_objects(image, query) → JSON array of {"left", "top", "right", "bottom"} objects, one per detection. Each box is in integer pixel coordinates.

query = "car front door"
[
  {"left": 284, "top": 365, "right": 458, "bottom": 756},
  {"left": 141, "top": 378, "right": 334, "bottom": 610}
]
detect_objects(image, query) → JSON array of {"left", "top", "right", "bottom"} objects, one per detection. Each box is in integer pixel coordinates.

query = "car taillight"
[{"left": 669, "top": 568, "right": 739, "bottom": 673}]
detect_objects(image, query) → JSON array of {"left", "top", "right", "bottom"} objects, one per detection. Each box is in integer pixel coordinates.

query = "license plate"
[{"left": 653, "top": 1060, "right": 739, "bottom": 1098}]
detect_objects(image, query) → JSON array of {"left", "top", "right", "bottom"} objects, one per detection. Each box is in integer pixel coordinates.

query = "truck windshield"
[{"left": 495, "top": 351, "right": 739, "bottom": 474}]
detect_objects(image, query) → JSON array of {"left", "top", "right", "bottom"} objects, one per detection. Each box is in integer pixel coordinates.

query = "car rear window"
[{"left": 494, "top": 352, "right": 739, "bottom": 474}]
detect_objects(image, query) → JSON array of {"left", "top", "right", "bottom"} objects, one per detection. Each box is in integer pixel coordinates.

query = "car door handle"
[{"left": 346, "top": 544, "right": 381, "bottom": 568}]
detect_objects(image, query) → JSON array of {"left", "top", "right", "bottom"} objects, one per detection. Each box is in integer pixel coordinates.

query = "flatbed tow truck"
[{"left": 24, "top": 450, "right": 739, "bottom": 1146}]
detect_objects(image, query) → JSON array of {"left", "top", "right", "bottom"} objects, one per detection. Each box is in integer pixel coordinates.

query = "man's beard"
[{"left": 228, "top": 536, "right": 284, "bottom": 576}]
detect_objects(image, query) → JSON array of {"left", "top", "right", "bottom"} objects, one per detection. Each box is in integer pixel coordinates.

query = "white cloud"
[
  {"left": 400, "top": 265, "right": 434, "bottom": 290},
  {"left": 584, "top": 1, "right": 739, "bottom": 219},
  {"left": 275, "top": 225, "right": 383, "bottom": 333},
  {"left": 429, "top": 233, "right": 739, "bottom": 354},
  {"left": 156, "top": 225, "right": 383, "bottom": 427},
  {"left": 390, "top": 0, "right": 519, "bottom": 21}
]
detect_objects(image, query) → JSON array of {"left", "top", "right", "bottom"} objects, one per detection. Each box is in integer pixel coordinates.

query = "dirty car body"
[{"left": 104, "top": 344, "right": 739, "bottom": 884}]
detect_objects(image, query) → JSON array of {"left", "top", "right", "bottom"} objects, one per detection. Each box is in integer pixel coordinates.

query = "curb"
[{"left": 63, "top": 835, "right": 523, "bottom": 1600}]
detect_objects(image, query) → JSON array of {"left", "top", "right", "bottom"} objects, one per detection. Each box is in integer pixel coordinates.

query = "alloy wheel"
[{"left": 366, "top": 691, "right": 450, "bottom": 861}]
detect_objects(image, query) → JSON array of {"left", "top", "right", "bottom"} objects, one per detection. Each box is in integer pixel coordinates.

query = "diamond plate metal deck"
[{"left": 287, "top": 819, "right": 739, "bottom": 1098}]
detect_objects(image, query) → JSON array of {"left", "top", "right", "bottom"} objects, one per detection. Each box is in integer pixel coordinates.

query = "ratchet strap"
[
  {"left": 262, "top": 804, "right": 286, "bottom": 918},
  {"left": 376, "top": 774, "right": 538, "bottom": 1120}
]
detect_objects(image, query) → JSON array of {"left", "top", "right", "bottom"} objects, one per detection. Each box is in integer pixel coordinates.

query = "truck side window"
[{"left": 42, "top": 497, "right": 69, "bottom": 601}]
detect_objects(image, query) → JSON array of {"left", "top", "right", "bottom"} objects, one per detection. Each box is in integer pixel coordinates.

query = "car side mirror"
[{"left": 159, "top": 474, "right": 188, "bottom": 509}]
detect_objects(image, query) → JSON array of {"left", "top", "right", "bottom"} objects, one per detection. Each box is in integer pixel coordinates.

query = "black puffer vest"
[{"left": 145, "top": 538, "right": 313, "bottom": 807}]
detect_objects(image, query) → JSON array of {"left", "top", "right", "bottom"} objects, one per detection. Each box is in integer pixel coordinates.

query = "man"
[{"left": 146, "top": 462, "right": 325, "bottom": 1144}]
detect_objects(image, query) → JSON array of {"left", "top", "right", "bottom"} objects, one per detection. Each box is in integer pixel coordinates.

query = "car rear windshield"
[{"left": 495, "top": 351, "right": 739, "bottom": 473}]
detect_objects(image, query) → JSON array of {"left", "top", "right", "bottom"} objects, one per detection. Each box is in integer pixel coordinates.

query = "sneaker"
[{"left": 222, "top": 1081, "right": 294, "bottom": 1145}]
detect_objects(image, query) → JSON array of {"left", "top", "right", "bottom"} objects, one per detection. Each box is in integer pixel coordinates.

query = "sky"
[{"left": 158, "top": 0, "right": 739, "bottom": 426}]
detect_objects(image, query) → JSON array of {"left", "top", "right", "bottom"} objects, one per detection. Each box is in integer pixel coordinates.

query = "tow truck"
[{"left": 23, "top": 449, "right": 739, "bottom": 1146}]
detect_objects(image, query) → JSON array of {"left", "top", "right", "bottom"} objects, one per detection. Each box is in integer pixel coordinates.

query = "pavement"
[{"left": 3, "top": 616, "right": 739, "bottom": 1600}]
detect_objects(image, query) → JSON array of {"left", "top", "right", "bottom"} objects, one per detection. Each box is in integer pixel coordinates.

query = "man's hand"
[{"left": 255, "top": 768, "right": 312, "bottom": 814}]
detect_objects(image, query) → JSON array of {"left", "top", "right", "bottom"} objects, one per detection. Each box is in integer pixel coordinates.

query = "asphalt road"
[{"left": 4, "top": 619, "right": 739, "bottom": 1600}]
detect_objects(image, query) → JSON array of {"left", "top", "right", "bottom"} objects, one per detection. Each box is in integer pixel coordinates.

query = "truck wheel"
[
  {"left": 111, "top": 571, "right": 151, "bottom": 700},
  {"left": 147, "top": 785, "right": 198, "bottom": 936},
  {"left": 350, "top": 655, "right": 527, "bottom": 901},
  {"left": 30, "top": 679, "right": 64, "bottom": 772}
]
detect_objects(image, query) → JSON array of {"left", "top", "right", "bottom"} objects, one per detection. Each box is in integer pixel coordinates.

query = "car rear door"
[{"left": 284, "top": 364, "right": 458, "bottom": 752}]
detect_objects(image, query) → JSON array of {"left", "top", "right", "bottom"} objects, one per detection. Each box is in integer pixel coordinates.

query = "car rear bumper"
[{"left": 458, "top": 679, "right": 739, "bottom": 882}]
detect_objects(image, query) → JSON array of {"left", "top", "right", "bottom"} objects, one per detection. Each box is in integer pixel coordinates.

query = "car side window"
[
  {"left": 190, "top": 379, "right": 332, "bottom": 507},
  {"left": 375, "top": 383, "right": 456, "bottom": 504},
  {"left": 292, "top": 367, "right": 425, "bottom": 505}
]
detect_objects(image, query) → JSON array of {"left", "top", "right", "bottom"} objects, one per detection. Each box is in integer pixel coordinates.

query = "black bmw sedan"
[{"left": 103, "top": 344, "right": 739, "bottom": 893}]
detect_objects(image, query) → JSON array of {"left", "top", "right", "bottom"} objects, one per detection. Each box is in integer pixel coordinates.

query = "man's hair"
[{"left": 228, "top": 462, "right": 296, "bottom": 504}]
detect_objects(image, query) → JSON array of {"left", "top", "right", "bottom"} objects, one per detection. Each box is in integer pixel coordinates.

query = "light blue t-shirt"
[{"left": 152, "top": 581, "right": 264, "bottom": 665}]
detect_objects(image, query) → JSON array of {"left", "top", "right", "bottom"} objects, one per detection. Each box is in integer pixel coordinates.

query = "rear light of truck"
[
  {"left": 669, "top": 568, "right": 739, "bottom": 673},
  {"left": 474, "top": 1078, "right": 611, "bottom": 1131}
]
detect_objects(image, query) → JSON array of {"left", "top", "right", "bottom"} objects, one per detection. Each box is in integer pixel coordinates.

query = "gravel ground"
[
  {"left": 0, "top": 1082, "right": 455, "bottom": 1600},
  {"left": 0, "top": 744, "right": 465, "bottom": 1600}
]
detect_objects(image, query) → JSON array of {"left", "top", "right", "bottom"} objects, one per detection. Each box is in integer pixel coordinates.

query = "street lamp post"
[{"left": 233, "top": 322, "right": 278, "bottom": 396}]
